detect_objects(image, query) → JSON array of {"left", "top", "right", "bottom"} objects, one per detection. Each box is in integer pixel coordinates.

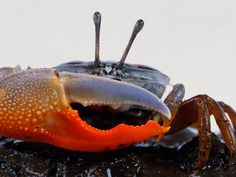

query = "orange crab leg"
[{"left": 0, "top": 68, "right": 170, "bottom": 151}]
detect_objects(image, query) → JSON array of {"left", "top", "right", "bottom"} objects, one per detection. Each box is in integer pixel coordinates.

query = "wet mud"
[{"left": 0, "top": 134, "right": 235, "bottom": 177}]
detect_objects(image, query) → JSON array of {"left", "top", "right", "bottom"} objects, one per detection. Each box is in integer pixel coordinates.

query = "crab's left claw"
[{"left": 0, "top": 69, "right": 170, "bottom": 151}]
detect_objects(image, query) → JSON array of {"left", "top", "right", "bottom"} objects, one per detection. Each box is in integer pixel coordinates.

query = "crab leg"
[
  {"left": 206, "top": 97, "right": 236, "bottom": 155},
  {"left": 196, "top": 99, "right": 212, "bottom": 167},
  {"left": 167, "top": 95, "right": 236, "bottom": 167},
  {"left": 153, "top": 84, "right": 185, "bottom": 142},
  {"left": 0, "top": 68, "right": 170, "bottom": 151},
  {"left": 218, "top": 101, "right": 236, "bottom": 129},
  {"left": 162, "top": 83, "right": 185, "bottom": 127}
]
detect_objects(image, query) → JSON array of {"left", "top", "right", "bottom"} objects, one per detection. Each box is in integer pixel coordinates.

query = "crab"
[{"left": 0, "top": 12, "right": 235, "bottom": 168}]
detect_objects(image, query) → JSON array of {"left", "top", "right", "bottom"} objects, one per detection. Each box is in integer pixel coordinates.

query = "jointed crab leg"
[
  {"left": 153, "top": 83, "right": 185, "bottom": 142},
  {"left": 0, "top": 68, "right": 170, "bottom": 151},
  {"left": 159, "top": 84, "right": 236, "bottom": 167},
  {"left": 162, "top": 83, "right": 185, "bottom": 126},
  {"left": 196, "top": 98, "right": 211, "bottom": 167},
  {"left": 166, "top": 94, "right": 236, "bottom": 167},
  {"left": 218, "top": 101, "right": 236, "bottom": 129},
  {"left": 206, "top": 97, "right": 236, "bottom": 154}
]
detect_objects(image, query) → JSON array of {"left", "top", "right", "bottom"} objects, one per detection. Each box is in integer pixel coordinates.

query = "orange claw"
[{"left": 0, "top": 68, "right": 170, "bottom": 151}]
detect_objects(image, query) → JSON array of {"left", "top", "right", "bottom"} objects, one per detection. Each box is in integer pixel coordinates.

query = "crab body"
[{"left": 56, "top": 61, "right": 170, "bottom": 99}]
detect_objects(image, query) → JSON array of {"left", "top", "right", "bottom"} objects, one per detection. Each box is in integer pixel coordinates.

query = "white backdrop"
[{"left": 0, "top": 0, "right": 235, "bottom": 112}]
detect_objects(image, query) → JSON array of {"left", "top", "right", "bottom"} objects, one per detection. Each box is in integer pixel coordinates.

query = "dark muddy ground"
[{"left": 0, "top": 133, "right": 235, "bottom": 177}]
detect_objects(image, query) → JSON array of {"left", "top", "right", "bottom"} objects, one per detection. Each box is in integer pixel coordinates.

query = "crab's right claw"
[{"left": 0, "top": 69, "right": 170, "bottom": 152}]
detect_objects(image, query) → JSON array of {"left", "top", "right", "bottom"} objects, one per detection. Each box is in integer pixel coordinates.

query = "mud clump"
[{"left": 0, "top": 134, "right": 235, "bottom": 177}]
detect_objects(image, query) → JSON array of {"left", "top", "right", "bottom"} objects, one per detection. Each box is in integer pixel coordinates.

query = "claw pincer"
[{"left": 0, "top": 68, "right": 170, "bottom": 151}]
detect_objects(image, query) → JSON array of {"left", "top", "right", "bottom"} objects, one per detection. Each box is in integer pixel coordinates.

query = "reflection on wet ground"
[{"left": 0, "top": 134, "right": 235, "bottom": 177}]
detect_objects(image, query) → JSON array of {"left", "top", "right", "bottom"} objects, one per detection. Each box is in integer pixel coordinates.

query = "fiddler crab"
[{"left": 0, "top": 12, "right": 235, "bottom": 168}]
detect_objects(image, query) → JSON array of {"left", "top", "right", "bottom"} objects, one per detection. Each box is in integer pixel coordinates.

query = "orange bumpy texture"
[{"left": 0, "top": 69, "right": 169, "bottom": 151}]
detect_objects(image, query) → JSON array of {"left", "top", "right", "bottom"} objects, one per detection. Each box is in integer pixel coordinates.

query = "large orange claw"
[{"left": 0, "top": 68, "right": 170, "bottom": 151}]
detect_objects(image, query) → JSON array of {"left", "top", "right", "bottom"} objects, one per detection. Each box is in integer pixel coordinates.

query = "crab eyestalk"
[
  {"left": 117, "top": 19, "right": 144, "bottom": 69},
  {"left": 93, "top": 12, "right": 102, "bottom": 66}
]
